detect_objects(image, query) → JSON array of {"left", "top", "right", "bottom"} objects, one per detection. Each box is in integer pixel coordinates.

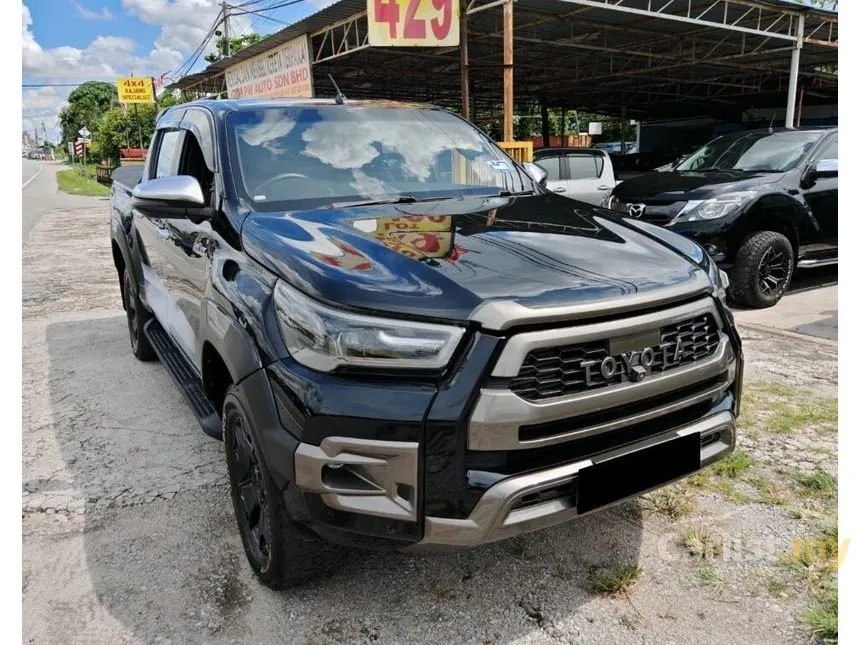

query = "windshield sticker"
[
  {"left": 486, "top": 160, "right": 512, "bottom": 172},
  {"left": 253, "top": 195, "right": 267, "bottom": 201}
]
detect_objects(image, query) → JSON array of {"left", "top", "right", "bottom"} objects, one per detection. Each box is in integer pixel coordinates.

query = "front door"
[
  {"left": 159, "top": 115, "right": 217, "bottom": 368},
  {"left": 534, "top": 154, "right": 566, "bottom": 196},
  {"left": 133, "top": 127, "right": 185, "bottom": 330}
]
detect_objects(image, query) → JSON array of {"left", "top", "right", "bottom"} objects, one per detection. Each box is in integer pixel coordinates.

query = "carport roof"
[{"left": 169, "top": 0, "right": 838, "bottom": 122}]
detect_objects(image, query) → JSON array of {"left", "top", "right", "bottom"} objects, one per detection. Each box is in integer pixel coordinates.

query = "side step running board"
[
  {"left": 143, "top": 319, "right": 222, "bottom": 440},
  {"left": 797, "top": 257, "right": 838, "bottom": 268}
]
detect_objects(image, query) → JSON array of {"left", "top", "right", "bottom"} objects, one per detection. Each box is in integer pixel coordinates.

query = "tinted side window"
[
  {"left": 182, "top": 108, "right": 216, "bottom": 171},
  {"left": 155, "top": 130, "right": 184, "bottom": 178},
  {"left": 567, "top": 154, "right": 600, "bottom": 180},
  {"left": 535, "top": 156, "right": 561, "bottom": 181}
]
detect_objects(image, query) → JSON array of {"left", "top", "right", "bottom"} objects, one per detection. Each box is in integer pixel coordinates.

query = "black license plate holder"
[{"left": 576, "top": 433, "right": 701, "bottom": 514}]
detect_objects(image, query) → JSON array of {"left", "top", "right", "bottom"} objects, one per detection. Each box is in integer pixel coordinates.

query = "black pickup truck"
[
  {"left": 605, "top": 128, "right": 838, "bottom": 308},
  {"left": 110, "top": 98, "right": 743, "bottom": 588}
]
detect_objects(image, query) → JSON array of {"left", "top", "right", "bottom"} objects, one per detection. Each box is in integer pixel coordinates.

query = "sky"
[{"left": 22, "top": 0, "right": 335, "bottom": 143}]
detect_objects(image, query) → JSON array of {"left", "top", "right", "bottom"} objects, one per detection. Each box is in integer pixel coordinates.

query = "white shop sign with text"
[{"left": 225, "top": 35, "right": 314, "bottom": 100}]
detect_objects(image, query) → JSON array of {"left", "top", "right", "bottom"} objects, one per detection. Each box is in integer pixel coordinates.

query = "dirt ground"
[{"left": 22, "top": 192, "right": 838, "bottom": 644}]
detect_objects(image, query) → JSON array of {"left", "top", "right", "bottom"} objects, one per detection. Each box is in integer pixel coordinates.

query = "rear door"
[
  {"left": 133, "top": 124, "right": 185, "bottom": 329},
  {"left": 534, "top": 154, "right": 568, "bottom": 196},
  {"left": 563, "top": 152, "right": 611, "bottom": 205},
  {"left": 802, "top": 133, "right": 837, "bottom": 251}
]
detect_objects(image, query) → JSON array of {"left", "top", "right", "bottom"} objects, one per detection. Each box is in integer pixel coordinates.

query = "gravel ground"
[{"left": 22, "top": 200, "right": 838, "bottom": 645}]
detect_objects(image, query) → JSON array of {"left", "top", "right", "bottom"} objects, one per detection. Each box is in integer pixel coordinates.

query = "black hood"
[
  {"left": 241, "top": 193, "right": 712, "bottom": 324},
  {"left": 613, "top": 170, "right": 785, "bottom": 203}
]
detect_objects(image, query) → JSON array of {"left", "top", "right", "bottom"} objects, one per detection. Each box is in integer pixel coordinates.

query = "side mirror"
[
  {"left": 132, "top": 175, "right": 205, "bottom": 217},
  {"left": 523, "top": 162, "right": 548, "bottom": 186},
  {"left": 814, "top": 158, "right": 837, "bottom": 179}
]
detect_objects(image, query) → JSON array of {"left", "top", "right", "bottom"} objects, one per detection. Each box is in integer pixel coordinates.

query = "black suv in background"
[{"left": 605, "top": 128, "right": 837, "bottom": 308}]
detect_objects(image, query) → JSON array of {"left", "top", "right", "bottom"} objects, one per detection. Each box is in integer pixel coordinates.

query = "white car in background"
[{"left": 532, "top": 148, "right": 619, "bottom": 206}]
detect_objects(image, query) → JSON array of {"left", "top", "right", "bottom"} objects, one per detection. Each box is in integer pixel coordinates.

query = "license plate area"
[{"left": 576, "top": 432, "right": 701, "bottom": 514}]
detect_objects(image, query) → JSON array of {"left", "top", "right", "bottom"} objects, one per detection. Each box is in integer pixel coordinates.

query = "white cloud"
[{"left": 74, "top": 2, "right": 113, "bottom": 20}]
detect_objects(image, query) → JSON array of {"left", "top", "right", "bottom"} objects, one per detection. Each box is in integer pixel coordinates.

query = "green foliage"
[
  {"left": 56, "top": 168, "right": 110, "bottom": 197},
  {"left": 205, "top": 33, "right": 263, "bottom": 64},
  {"left": 92, "top": 103, "right": 158, "bottom": 164},
  {"left": 59, "top": 81, "right": 118, "bottom": 145}
]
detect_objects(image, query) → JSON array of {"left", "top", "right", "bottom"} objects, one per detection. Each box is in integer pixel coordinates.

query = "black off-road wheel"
[
  {"left": 222, "top": 386, "right": 345, "bottom": 589},
  {"left": 122, "top": 269, "right": 156, "bottom": 361},
  {"left": 728, "top": 231, "right": 795, "bottom": 309}
]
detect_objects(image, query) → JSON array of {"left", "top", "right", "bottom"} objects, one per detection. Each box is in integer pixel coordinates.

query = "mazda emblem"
[{"left": 627, "top": 203, "right": 646, "bottom": 218}]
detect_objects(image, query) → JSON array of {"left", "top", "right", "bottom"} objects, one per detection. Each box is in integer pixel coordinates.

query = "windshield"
[
  {"left": 226, "top": 106, "right": 532, "bottom": 210},
  {"left": 675, "top": 130, "right": 822, "bottom": 173}
]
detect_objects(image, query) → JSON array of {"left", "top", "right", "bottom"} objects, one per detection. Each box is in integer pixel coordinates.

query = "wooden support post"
[
  {"left": 620, "top": 105, "right": 627, "bottom": 153},
  {"left": 502, "top": 0, "right": 514, "bottom": 142},
  {"left": 560, "top": 106, "right": 566, "bottom": 146},
  {"left": 541, "top": 96, "right": 549, "bottom": 149},
  {"left": 460, "top": 1, "right": 470, "bottom": 120}
]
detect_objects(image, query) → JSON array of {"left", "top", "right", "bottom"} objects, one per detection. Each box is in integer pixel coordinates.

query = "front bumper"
[{"left": 409, "top": 411, "right": 734, "bottom": 550}]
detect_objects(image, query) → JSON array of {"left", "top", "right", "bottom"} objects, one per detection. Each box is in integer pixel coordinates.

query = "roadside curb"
[{"left": 736, "top": 322, "right": 837, "bottom": 348}]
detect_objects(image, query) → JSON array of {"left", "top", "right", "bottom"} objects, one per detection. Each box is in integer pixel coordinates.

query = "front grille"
[
  {"left": 509, "top": 314, "right": 721, "bottom": 401},
  {"left": 610, "top": 200, "right": 687, "bottom": 224}
]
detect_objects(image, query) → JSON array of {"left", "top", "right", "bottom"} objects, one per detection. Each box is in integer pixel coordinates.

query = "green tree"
[
  {"left": 92, "top": 103, "right": 158, "bottom": 164},
  {"left": 204, "top": 33, "right": 262, "bottom": 64},
  {"left": 59, "top": 81, "right": 117, "bottom": 145}
]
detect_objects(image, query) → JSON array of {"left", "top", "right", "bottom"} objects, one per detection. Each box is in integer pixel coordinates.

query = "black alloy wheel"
[
  {"left": 757, "top": 246, "right": 791, "bottom": 297},
  {"left": 123, "top": 269, "right": 156, "bottom": 361},
  {"left": 728, "top": 230, "right": 795, "bottom": 309},
  {"left": 226, "top": 411, "right": 272, "bottom": 570}
]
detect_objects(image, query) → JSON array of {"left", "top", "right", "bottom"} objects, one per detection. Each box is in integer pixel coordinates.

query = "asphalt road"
[
  {"left": 21, "top": 159, "right": 110, "bottom": 244},
  {"left": 22, "top": 170, "right": 837, "bottom": 644}
]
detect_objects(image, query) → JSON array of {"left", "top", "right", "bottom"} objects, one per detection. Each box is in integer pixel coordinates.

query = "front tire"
[
  {"left": 123, "top": 269, "right": 156, "bottom": 361},
  {"left": 728, "top": 231, "right": 794, "bottom": 309},
  {"left": 222, "top": 386, "right": 345, "bottom": 589}
]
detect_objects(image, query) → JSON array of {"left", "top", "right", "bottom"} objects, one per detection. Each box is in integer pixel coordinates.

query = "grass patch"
[
  {"left": 588, "top": 563, "right": 643, "bottom": 596},
  {"left": 56, "top": 167, "right": 110, "bottom": 197},
  {"left": 688, "top": 469, "right": 751, "bottom": 503},
  {"left": 747, "top": 476, "right": 787, "bottom": 506},
  {"left": 795, "top": 470, "right": 837, "bottom": 498},
  {"left": 766, "top": 578, "right": 789, "bottom": 597},
  {"left": 695, "top": 565, "right": 724, "bottom": 589},
  {"left": 681, "top": 526, "right": 724, "bottom": 559},
  {"left": 806, "top": 584, "right": 838, "bottom": 644},
  {"left": 640, "top": 486, "right": 695, "bottom": 519},
  {"left": 712, "top": 450, "right": 753, "bottom": 478},
  {"left": 764, "top": 400, "right": 838, "bottom": 435}
]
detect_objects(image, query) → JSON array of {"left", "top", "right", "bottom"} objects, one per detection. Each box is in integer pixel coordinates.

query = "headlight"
[
  {"left": 673, "top": 191, "right": 756, "bottom": 222},
  {"left": 273, "top": 281, "right": 465, "bottom": 372},
  {"left": 707, "top": 257, "right": 729, "bottom": 304}
]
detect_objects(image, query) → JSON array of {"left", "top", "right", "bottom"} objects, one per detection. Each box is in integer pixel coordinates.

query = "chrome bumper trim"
[
  {"left": 410, "top": 411, "right": 735, "bottom": 550},
  {"left": 294, "top": 437, "right": 419, "bottom": 521},
  {"left": 469, "top": 335, "right": 734, "bottom": 451}
]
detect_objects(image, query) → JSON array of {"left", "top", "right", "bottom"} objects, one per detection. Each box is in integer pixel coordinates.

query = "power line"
[{"left": 231, "top": 0, "right": 306, "bottom": 17}]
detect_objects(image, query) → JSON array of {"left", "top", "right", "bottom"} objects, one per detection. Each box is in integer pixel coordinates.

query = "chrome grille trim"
[
  {"left": 469, "top": 297, "right": 734, "bottom": 452},
  {"left": 492, "top": 297, "right": 722, "bottom": 377}
]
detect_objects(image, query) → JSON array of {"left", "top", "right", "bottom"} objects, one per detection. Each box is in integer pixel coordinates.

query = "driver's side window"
[
  {"left": 815, "top": 135, "right": 838, "bottom": 163},
  {"left": 177, "top": 130, "right": 214, "bottom": 207},
  {"left": 153, "top": 129, "right": 184, "bottom": 179}
]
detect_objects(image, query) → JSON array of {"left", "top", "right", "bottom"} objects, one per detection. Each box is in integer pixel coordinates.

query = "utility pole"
[
  {"left": 222, "top": 1, "right": 230, "bottom": 57},
  {"left": 502, "top": 0, "right": 514, "bottom": 142}
]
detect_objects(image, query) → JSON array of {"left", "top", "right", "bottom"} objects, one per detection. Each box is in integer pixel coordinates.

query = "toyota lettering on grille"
[{"left": 582, "top": 337, "right": 683, "bottom": 385}]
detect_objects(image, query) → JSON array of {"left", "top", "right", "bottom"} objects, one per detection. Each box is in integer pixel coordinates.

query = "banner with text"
[
  {"left": 225, "top": 35, "right": 314, "bottom": 99},
  {"left": 368, "top": 0, "right": 459, "bottom": 47},
  {"left": 117, "top": 77, "right": 155, "bottom": 104}
]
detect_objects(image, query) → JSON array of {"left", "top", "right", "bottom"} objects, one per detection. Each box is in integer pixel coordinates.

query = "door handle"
[
  {"left": 598, "top": 185, "right": 611, "bottom": 190},
  {"left": 553, "top": 187, "right": 567, "bottom": 193}
]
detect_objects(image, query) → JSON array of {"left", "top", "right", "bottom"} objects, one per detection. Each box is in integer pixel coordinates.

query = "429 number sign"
[{"left": 368, "top": 0, "right": 460, "bottom": 47}]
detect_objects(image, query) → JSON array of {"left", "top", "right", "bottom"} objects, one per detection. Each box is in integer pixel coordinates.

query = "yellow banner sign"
[
  {"left": 368, "top": 0, "right": 459, "bottom": 47},
  {"left": 117, "top": 77, "right": 155, "bottom": 104}
]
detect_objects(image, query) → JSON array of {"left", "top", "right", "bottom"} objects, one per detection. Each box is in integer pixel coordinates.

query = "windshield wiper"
[
  {"left": 329, "top": 195, "right": 463, "bottom": 209},
  {"left": 496, "top": 189, "right": 535, "bottom": 197}
]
